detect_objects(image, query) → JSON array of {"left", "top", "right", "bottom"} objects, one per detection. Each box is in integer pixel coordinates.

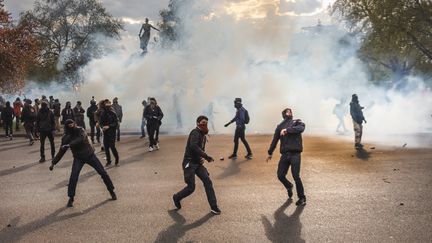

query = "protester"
[
  {"left": 350, "top": 94, "right": 367, "bottom": 149},
  {"left": 21, "top": 99, "right": 37, "bottom": 145},
  {"left": 140, "top": 99, "right": 148, "bottom": 138},
  {"left": 61, "top": 101, "right": 74, "bottom": 124},
  {"left": 87, "top": 98, "right": 100, "bottom": 144},
  {"left": 13, "top": 98, "right": 23, "bottom": 130},
  {"left": 112, "top": 97, "right": 123, "bottom": 142},
  {"left": 143, "top": 98, "right": 163, "bottom": 151},
  {"left": 36, "top": 102, "right": 56, "bottom": 162},
  {"left": 100, "top": 99, "right": 120, "bottom": 166},
  {"left": 73, "top": 101, "right": 86, "bottom": 129},
  {"left": 1, "top": 101, "right": 15, "bottom": 140},
  {"left": 53, "top": 99, "right": 61, "bottom": 132}
]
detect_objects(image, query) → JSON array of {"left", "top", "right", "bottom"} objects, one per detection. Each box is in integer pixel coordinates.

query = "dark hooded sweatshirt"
[{"left": 268, "top": 118, "right": 305, "bottom": 155}]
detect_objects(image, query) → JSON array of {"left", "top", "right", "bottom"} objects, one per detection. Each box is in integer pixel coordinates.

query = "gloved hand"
[
  {"left": 49, "top": 164, "right": 54, "bottom": 171},
  {"left": 224, "top": 123, "right": 230, "bottom": 127}
]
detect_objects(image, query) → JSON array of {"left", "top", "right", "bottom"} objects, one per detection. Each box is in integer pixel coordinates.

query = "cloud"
[{"left": 279, "top": 0, "right": 323, "bottom": 15}]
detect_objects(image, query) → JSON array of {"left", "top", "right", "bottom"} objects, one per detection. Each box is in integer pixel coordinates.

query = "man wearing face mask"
[
  {"left": 87, "top": 98, "right": 100, "bottom": 144},
  {"left": 172, "top": 115, "right": 221, "bottom": 215},
  {"left": 100, "top": 99, "right": 120, "bottom": 166},
  {"left": 143, "top": 98, "right": 164, "bottom": 151},
  {"left": 49, "top": 119, "right": 117, "bottom": 207},
  {"left": 350, "top": 94, "right": 367, "bottom": 149},
  {"left": 73, "top": 101, "right": 86, "bottom": 129},
  {"left": 61, "top": 101, "right": 74, "bottom": 125},
  {"left": 224, "top": 98, "right": 253, "bottom": 160},
  {"left": 36, "top": 102, "right": 56, "bottom": 163},
  {"left": 267, "top": 108, "right": 306, "bottom": 206}
]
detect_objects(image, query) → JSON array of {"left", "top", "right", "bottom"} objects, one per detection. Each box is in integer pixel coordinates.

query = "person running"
[
  {"left": 49, "top": 119, "right": 117, "bottom": 207},
  {"left": 112, "top": 97, "right": 123, "bottom": 142},
  {"left": 36, "top": 102, "right": 56, "bottom": 163},
  {"left": 99, "top": 99, "right": 120, "bottom": 166},
  {"left": 172, "top": 115, "right": 221, "bottom": 215},
  {"left": 350, "top": 94, "right": 367, "bottom": 149},
  {"left": 267, "top": 108, "right": 306, "bottom": 206},
  {"left": 224, "top": 98, "right": 253, "bottom": 159},
  {"left": 143, "top": 98, "right": 163, "bottom": 151},
  {"left": 1, "top": 101, "right": 15, "bottom": 140},
  {"left": 21, "top": 99, "right": 37, "bottom": 145}
]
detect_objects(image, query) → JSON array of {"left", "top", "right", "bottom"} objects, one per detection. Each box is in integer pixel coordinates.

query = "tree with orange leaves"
[{"left": 0, "top": 0, "right": 39, "bottom": 93}]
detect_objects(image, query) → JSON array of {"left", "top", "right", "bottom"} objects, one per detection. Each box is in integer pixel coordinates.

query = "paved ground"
[{"left": 0, "top": 134, "right": 431, "bottom": 242}]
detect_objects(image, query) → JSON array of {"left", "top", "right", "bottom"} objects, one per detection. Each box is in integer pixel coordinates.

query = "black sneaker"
[
  {"left": 228, "top": 154, "right": 237, "bottom": 159},
  {"left": 109, "top": 190, "right": 117, "bottom": 200},
  {"left": 67, "top": 198, "right": 74, "bottom": 207},
  {"left": 295, "top": 197, "right": 306, "bottom": 206},
  {"left": 173, "top": 194, "right": 181, "bottom": 209},
  {"left": 211, "top": 206, "right": 221, "bottom": 215},
  {"left": 245, "top": 154, "right": 253, "bottom": 160},
  {"left": 39, "top": 157, "right": 46, "bottom": 163},
  {"left": 287, "top": 186, "right": 293, "bottom": 199}
]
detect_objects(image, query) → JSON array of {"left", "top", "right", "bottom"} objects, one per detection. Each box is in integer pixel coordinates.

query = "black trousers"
[
  {"left": 116, "top": 124, "right": 121, "bottom": 141},
  {"left": 24, "top": 122, "right": 35, "bottom": 142},
  {"left": 40, "top": 131, "right": 55, "bottom": 158},
  {"left": 277, "top": 152, "right": 305, "bottom": 199},
  {"left": 155, "top": 124, "right": 160, "bottom": 143},
  {"left": 68, "top": 154, "right": 115, "bottom": 198},
  {"left": 15, "top": 116, "right": 20, "bottom": 130},
  {"left": 103, "top": 133, "right": 119, "bottom": 163},
  {"left": 89, "top": 121, "right": 100, "bottom": 142},
  {"left": 4, "top": 120, "right": 13, "bottom": 136},
  {"left": 175, "top": 163, "right": 217, "bottom": 208},
  {"left": 233, "top": 125, "right": 252, "bottom": 155},
  {"left": 147, "top": 122, "right": 158, "bottom": 147}
]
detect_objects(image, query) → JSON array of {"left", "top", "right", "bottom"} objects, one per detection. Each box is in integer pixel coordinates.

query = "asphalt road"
[{"left": 0, "top": 134, "right": 431, "bottom": 242}]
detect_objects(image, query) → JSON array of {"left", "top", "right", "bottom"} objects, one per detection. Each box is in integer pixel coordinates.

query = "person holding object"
[
  {"left": 267, "top": 108, "right": 306, "bottom": 206},
  {"left": 173, "top": 115, "right": 221, "bottom": 215},
  {"left": 224, "top": 98, "right": 253, "bottom": 160},
  {"left": 49, "top": 119, "right": 117, "bottom": 207}
]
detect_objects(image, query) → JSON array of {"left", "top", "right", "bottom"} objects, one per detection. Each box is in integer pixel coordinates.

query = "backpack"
[{"left": 244, "top": 109, "right": 250, "bottom": 124}]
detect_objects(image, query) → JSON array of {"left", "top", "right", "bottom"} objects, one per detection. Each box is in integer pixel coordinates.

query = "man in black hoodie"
[
  {"left": 267, "top": 108, "right": 306, "bottom": 206},
  {"left": 50, "top": 119, "right": 117, "bottom": 207},
  {"left": 1, "top": 101, "right": 14, "bottom": 140},
  {"left": 21, "top": 99, "right": 37, "bottom": 145},
  {"left": 143, "top": 98, "right": 164, "bottom": 151},
  {"left": 87, "top": 98, "right": 100, "bottom": 144},
  {"left": 350, "top": 94, "right": 367, "bottom": 149},
  {"left": 100, "top": 99, "right": 120, "bottom": 166},
  {"left": 172, "top": 115, "right": 221, "bottom": 215},
  {"left": 36, "top": 102, "right": 56, "bottom": 163}
]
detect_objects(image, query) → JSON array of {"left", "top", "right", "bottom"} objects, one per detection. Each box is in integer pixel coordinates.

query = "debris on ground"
[
  {"left": 370, "top": 147, "right": 376, "bottom": 149},
  {"left": 7, "top": 224, "right": 11, "bottom": 227},
  {"left": 220, "top": 157, "right": 224, "bottom": 161},
  {"left": 400, "top": 203, "right": 404, "bottom": 206},
  {"left": 383, "top": 178, "right": 391, "bottom": 183}
]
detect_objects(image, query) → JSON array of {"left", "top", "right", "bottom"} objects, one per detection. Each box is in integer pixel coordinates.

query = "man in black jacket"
[
  {"left": 267, "top": 108, "right": 306, "bottom": 206},
  {"left": 143, "top": 98, "right": 163, "bottom": 151},
  {"left": 100, "top": 99, "right": 120, "bottom": 166},
  {"left": 172, "top": 116, "right": 221, "bottom": 215},
  {"left": 224, "top": 98, "right": 252, "bottom": 160},
  {"left": 22, "top": 99, "right": 37, "bottom": 145},
  {"left": 350, "top": 94, "right": 367, "bottom": 149},
  {"left": 61, "top": 101, "right": 74, "bottom": 124},
  {"left": 52, "top": 99, "right": 61, "bottom": 132},
  {"left": 36, "top": 102, "right": 56, "bottom": 162},
  {"left": 73, "top": 101, "right": 86, "bottom": 129},
  {"left": 86, "top": 98, "right": 100, "bottom": 144},
  {"left": 1, "top": 101, "right": 14, "bottom": 140},
  {"left": 50, "top": 119, "right": 117, "bottom": 207}
]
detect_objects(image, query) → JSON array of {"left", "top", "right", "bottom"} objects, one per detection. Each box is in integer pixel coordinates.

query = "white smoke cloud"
[{"left": 15, "top": 0, "right": 432, "bottom": 147}]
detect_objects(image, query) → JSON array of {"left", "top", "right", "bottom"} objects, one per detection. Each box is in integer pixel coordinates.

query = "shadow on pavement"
[
  {"left": 48, "top": 166, "right": 113, "bottom": 192},
  {"left": 216, "top": 159, "right": 250, "bottom": 179},
  {"left": 261, "top": 200, "right": 305, "bottom": 243},
  {"left": 0, "top": 162, "right": 39, "bottom": 177},
  {"left": 154, "top": 210, "right": 213, "bottom": 243},
  {"left": 0, "top": 200, "right": 110, "bottom": 242},
  {"left": 356, "top": 148, "right": 371, "bottom": 161}
]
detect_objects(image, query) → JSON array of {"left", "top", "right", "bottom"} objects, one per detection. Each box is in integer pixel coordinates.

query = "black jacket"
[
  {"left": 350, "top": 101, "right": 365, "bottom": 124},
  {"left": 52, "top": 127, "right": 94, "bottom": 164},
  {"left": 61, "top": 108, "right": 74, "bottom": 123},
  {"left": 100, "top": 108, "right": 118, "bottom": 135},
  {"left": 1, "top": 106, "right": 14, "bottom": 122},
  {"left": 183, "top": 128, "right": 211, "bottom": 165},
  {"left": 86, "top": 104, "right": 98, "bottom": 123},
  {"left": 53, "top": 102, "right": 61, "bottom": 116},
  {"left": 143, "top": 105, "right": 163, "bottom": 125},
  {"left": 22, "top": 105, "right": 37, "bottom": 124},
  {"left": 36, "top": 107, "right": 55, "bottom": 132},
  {"left": 268, "top": 118, "right": 305, "bottom": 155}
]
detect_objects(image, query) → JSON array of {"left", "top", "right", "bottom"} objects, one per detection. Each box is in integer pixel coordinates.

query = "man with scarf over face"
[
  {"left": 100, "top": 99, "right": 120, "bottom": 166},
  {"left": 267, "top": 108, "right": 307, "bottom": 206},
  {"left": 350, "top": 94, "right": 367, "bottom": 149},
  {"left": 172, "top": 116, "right": 221, "bottom": 215},
  {"left": 224, "top": 98, "right": 253, "bottom": 159},
  {"left": 49, "top": 119, "right": 117, "bottom": 207},
  {"left": 36, "top": 102, "right": 56, "bottom": 162}
]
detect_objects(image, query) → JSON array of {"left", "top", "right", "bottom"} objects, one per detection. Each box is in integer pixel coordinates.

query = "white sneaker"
[
  {"left": 155, "top": 143, "right": 160, "bottom": 150},
  {"left": 149, "top": 146, "right": 154, "bottom": 152}
]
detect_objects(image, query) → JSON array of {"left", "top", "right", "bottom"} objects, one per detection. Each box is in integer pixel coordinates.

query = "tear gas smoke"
[{"left": 15, "top": 0, "right": 432, "bottom": 147}]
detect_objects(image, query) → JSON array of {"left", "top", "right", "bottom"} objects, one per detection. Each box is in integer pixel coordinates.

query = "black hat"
[{"left": 65, "top": 119, "right": 75, "bottom": 126}]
